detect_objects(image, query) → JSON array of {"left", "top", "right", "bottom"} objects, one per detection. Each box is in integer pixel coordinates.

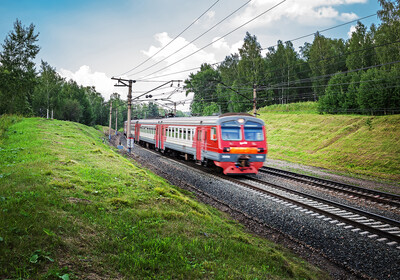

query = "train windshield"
[
  {"left": 244, "top": 121, "right": 264, "bottom": 141},
  {"left": 221, "top": 121, "right": 242, "bottom": 140}
]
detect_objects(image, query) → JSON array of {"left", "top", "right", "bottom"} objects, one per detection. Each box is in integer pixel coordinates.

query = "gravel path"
[{"left": 110, "top": 134, "right": 400, "bottom": 280}]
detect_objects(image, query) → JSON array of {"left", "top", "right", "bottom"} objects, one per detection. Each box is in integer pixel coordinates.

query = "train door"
[
  {"left": 196, "top": 127, "right": 202, "bottom": 161},
  {"left": 157, "top": 124, "right": 164, "bottom": 150}
]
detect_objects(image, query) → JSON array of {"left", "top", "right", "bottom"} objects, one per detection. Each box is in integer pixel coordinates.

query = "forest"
[
  {"left": 0, "top": 21, "right": 174, "bottom": 128},
  {"left": 185, "top": 0, "right": 400, "bottom": 116},
  {"left": 0, "top": 0, "right": 399, "bottom": 128}
]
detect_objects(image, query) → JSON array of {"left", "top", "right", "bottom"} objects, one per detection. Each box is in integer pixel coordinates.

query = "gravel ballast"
[{"left": 112, "top": 134, "right": 400, "bottom": 280}]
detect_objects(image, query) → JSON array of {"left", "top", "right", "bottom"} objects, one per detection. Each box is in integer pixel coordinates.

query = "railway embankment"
[
  {"left": 258, "top": 102, "right": 400, "bottom": 189},
  {"left": 0, "top": 116, "right": 328, "bottom": 279}
]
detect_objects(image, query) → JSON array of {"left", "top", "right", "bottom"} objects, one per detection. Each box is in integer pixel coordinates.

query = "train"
[{"left": 124, "top": 113, "right": 267, "bottom": 175}]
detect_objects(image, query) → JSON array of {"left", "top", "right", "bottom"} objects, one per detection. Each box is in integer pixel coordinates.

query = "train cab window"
[
  {"left": 210, "top": 127, "right": 217, "bottom": 141},
  {"left": 244, "top": 121, "right": 264, "bottom": 141},
  {"left": 221, "top": 121, "right": 241, "bottom": 141}
]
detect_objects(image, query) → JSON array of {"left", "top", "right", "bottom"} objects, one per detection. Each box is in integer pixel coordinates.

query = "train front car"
[{"left": 214, "top": 114, "right": 267, "bottom": 175}]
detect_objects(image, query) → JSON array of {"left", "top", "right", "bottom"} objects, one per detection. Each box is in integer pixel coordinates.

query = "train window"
[
  {"left": 197, "top": 130, "right": 201, "bottom": 141},
  {"left": 187, "top": 130, "right": 191, "bottom": 141},
  {"left": 221, "top": 127, "right": 241, "bottom": 141},
  {"left": 175, "top": 128, "right": 179, "bottom": 138},
  {"left": 221, "top": 121, "right": 238, "bottom": 127},
  {"left": 183, "top": 128, "right": 187, "bottom": 140},
  {"left": 210, "top": 127, "right": 217, "bottom": 141},
  {"left": 244, "top": 127, "right": 263, "bottom": 141},
  {"left": 245, "top": 121, "right": 262, "bottom": 127}
]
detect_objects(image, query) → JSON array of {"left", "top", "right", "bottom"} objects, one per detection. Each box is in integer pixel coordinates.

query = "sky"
[{"left": 0, "top": 0, "right": 382, "bottom": 112}]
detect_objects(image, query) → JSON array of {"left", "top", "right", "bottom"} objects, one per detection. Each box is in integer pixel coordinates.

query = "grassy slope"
[
  {"left": 0, "top": 116, "right": 325, "bottom": 280},
  {"left": 258, "top": 102, "right": 400, "bottom": 183}
]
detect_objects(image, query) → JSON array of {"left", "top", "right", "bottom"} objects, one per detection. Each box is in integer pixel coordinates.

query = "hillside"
[
  {"left": 0, "top": 116, "right": 326, "bottom": 279},
  {"left": 258, "top": 102, "right": 400, "bottom": 184}
]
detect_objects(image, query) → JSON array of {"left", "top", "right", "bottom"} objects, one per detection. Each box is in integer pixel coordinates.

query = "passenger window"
[{"left": 211, "top": 127, "right": 217, "bottom": 141}]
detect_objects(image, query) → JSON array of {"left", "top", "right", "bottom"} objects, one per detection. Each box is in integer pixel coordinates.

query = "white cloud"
[
  {"left": 206, "top": 10, "right": 215, "bottom": 20},
  {"left": 227, "top": 0, "right": 367, "bottom": 29},
  {"left": 195, "top": 10, "right": 216, "bottom": 27},
  {"left": 212, "top": 37, "right": 243, "bottom": 56},
  {"left": 347, "top": 24, "right": 357, "bottom": 38},
  {"left": 58, "top": 65, "right": 124, "bottom": 101},
  {"left": 141, "top": 32, "right": 217, "bottom": 79}
]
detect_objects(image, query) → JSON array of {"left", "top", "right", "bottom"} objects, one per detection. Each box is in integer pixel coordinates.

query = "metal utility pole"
[
  {"left": 108, "top": 100, "right": 112, "bottom": 140},
  {"left": 112, "top": 77, "right": 136, "bottom": 153},
  {"left": 173, "top": 102, "right": 176, "bottom": 116},
  {"left": 115, "top": 107, "right": 118, "bottom": 135},
  {"left": 253, "top": 85, "right": 257, "bottom": 116}
]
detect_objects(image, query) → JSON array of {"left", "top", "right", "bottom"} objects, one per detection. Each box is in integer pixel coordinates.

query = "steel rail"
[{"left": 260, "top": 166, "right": 400, "bottom": 208}]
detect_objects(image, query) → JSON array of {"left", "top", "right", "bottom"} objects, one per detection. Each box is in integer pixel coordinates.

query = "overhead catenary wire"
[
  {"left": 138, "top": 0, "right": 287, "bottom": 80},
  {"left": 117, "top": 0, "right": 221, "bottom": 77},
  {"left": 141, "top": 12, "right": 380, "bottom": 81},
  {"left": 128, "top": 0, "right": 252, "bottom": 77},
  {"left": 261, "top": 13, "right": 377, "bottom": 50}
]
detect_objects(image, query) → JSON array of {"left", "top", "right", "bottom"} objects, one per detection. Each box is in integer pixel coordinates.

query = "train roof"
[{"left": 131, "top": 113, "right": 265, "bottom": 126}]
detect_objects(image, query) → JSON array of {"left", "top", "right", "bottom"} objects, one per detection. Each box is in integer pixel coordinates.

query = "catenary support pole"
[
  {"left": 111, "top": 77, "right": 136, "bottom": 153},
  {"left": 253, "top": 85, "right": 257, "bottom": 116},
  {"left": 127, "top": 80, "right": 133, "bottom": 152},
  {"left": 108, "top": 100, "right": 112, "bottom": 140},
  {"left": 115, "top": 107, "right": 118, "bottom": 135}
]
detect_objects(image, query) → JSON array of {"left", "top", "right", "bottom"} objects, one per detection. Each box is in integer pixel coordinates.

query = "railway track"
[
  {"left": 260, "top": 166, "right": 400, "bottom": 208},
  {"left": 122, "top": 139, "right": 400, "bottom": 248},
  {"left": 214, "top": 173, "right": 400, "bottom": 248}
]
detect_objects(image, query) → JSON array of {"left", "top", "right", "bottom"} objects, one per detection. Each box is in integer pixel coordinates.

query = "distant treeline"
[
  {"left": 0, "top": 20, "right": 180, "bottom": 126},
  {"left": 185, "top": 0, "right": 400, "bottom": 115}
]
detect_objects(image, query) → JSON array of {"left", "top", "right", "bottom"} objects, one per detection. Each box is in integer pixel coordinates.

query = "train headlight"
[
  {"left": 257, "top": 148, "right": 264, "bottom": 153},
  {"left": 223, "top": 147, "right": 231, "bottom": 152}
]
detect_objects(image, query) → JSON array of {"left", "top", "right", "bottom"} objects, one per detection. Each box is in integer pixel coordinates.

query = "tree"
[
  {"left": 375, "top": 0, "right": 400, "bottom": 69},
  {"left": 265, "top": 41, "right": 303, "bottom": 105},
  {"left": 236, "top": 32, "right": 267, "bottom": 111},
  {"left": 358, "top": 68, "right": 400, "bottom": 115},
  {"left": 32, "top": 60, "right": 63, "bottom": 118},
  {"left": 318, "top": 72, "right": 351, "bottom": 114},
  {"left": 308, "top": 33, "right": 346, "bottom": 99},
  {"left": 184, "top": 63, "right": 220, "bottom": 115},
  {"left": 346, "top": 22, "right": 376, "bottom": 70},
  {"left": 0, "top": 19, "right": 40, "bottom": 115}
]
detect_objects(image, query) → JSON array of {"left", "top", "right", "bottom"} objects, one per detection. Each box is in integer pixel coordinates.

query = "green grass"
[
  {"left": 258, "top": 102, "right": 400, "bottom": 183},
  {"left": 0, "top": 116, "right": 326, "bottom": 279}
]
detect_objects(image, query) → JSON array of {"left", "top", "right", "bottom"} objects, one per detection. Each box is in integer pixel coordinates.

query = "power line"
[
  {"left": 141, "top": 12, "right": 379, "bottom": 81},
  {"left": 138, "top": 0, "right": 287, "bottom": 80},
  {"left": 117, "top": 0, "right": 221, "bottom": 77},
  {"left": 261, "top": 13, "right": 377, "bottom": 50},
  {"left": 129, "top": 0, "right": 252, "bottom": 77}
]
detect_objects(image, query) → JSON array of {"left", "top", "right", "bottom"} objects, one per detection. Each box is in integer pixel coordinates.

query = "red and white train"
[{"left": 124, "top": 113, "right": 267, "bottom": 175}]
